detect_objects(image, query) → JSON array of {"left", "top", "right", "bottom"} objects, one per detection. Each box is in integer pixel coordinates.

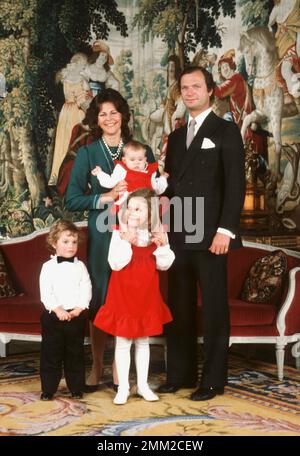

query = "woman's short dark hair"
[
  {"left": 84, "top": 89, "right": 131, "bottom": 143},
  {"left": 178, "top": 66, "right": 215, "bottom": 93}
]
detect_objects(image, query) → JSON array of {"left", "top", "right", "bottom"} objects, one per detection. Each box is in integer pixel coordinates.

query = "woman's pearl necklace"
[{"left": 102, "top": 136, "right": 124, "bottom": 160}]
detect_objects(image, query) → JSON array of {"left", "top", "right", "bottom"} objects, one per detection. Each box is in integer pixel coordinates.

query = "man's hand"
[{"left": 209, "top": 232, "right": 230, "bottom": 255}]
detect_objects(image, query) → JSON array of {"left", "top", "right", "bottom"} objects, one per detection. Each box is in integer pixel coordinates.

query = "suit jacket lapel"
[
  {"left": 176, "top": 111, "right": 220, "bottom": 182},
  {"left": 172, "top": 126, "right": 188, "bottom": 173}
]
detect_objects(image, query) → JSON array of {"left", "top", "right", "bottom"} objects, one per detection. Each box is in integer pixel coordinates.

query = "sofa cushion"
[
  {"left": 0, "top": 249, "right": 17, "bottom": 298},
  {"left": 240, "top": 250, "right": 287, "bottom": 304},
  {"left": 230, "top": 325, "right": 279, "bottom": 337},
  {"left": 229, "top": 299, "right": 277, "bottom": 326},
  {"left": 0, "top": 295, "right": 43, "bottom": 323},
  {"left": 197, "top": 298, "right": 277, "bottom": 328},
  {"left": 0, "top": 322, "right": 42, "bottom": 334}
]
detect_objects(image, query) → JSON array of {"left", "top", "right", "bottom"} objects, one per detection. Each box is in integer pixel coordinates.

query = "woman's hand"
[
  {"left": 101, "top": 180, "right": 128, "bottom": 203},
  {"left": 113, "top": 180, "right": 127, "bottom": 198}
]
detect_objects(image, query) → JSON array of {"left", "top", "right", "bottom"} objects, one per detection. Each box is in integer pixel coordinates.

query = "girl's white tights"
[{"left": 114, "top": 336, "right": 159, "bottom": 404}]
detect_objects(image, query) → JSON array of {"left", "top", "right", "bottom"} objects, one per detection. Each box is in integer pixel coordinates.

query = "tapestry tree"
[
  {"left": 132, "top": 0, "right": 237, "bottom": 68},
  {"left": 237, "top": 0, "right": 274, "bottom": 27},
  {"left": 0, "top": 0, "right": 127, "bottom": 216}
]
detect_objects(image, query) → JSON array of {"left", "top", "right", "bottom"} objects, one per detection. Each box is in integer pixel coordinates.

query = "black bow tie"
[{"left": 57, "top": 256, "right": 75, "bottom": 263}]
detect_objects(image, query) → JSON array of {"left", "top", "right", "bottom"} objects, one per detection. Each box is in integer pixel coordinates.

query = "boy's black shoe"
[
  {"left": 40, "top": 392, "right": 53, "bottom": 401},
  {"left": 157, "top": 381, "right": 197, "bottom": 394},
  {"left": 71, "top": 391, "right": 83, "bottom": 399}
]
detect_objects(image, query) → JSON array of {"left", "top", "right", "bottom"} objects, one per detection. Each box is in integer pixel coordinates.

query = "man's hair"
[
  {"left": 178, "top": 65, "right": 215, "bottom": 92},
  {"left": 47, "top": 219, "right": 82, "bottom": 252},
  {"left": 123, "top": 139, "right": 146, "bottom": 156}
]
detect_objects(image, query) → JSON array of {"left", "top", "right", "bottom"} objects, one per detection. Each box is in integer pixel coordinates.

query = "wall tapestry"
[{"left": 0, "top": 0, "right": 299, "bottom": 239}]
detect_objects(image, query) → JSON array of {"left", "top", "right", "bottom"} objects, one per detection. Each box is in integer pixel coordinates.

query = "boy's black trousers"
[{"left": 40, "top": 310, "right": 86, "bottom": 394}]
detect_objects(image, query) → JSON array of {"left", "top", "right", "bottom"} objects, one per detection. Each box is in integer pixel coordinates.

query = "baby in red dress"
[
  {"left": 91, "top": 139, "right": 168, "bottom": 209},
  {"left": 93, "top": 188, "right": 174, "bottom": 405}
]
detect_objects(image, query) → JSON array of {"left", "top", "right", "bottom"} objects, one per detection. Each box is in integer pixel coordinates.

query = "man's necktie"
[
  {"left": 57, "top": 256, "right": 75, "bottom": 263},
  {"left": 186, "top": 118, "right": 196, "bottom": 149}
]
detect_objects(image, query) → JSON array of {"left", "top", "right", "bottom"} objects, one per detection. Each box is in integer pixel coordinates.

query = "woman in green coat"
[{"left": 66, "top": 89, "right": 155, "bottom": 390}]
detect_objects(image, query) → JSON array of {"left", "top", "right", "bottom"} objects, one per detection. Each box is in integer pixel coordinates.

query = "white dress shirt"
[
  {"left": 187, "top": 108, "right": 235, "bottom": 240},
  {"left": 187, "top": 107, "right": 212, "bottom": 137},
  {"left": 108, "top": 230, "right": 175, "bottom": 272},
  {"left": 39, "top": 256, "right": 92, "bottom": 312}
]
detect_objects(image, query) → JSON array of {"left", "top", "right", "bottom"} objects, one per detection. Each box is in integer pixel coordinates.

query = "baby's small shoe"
[
  {"left": 137, "top": 386, "right": 159, "bottom": 402},
  {"left": 113, "top": 388, "right": 130, "bottom": 405}
]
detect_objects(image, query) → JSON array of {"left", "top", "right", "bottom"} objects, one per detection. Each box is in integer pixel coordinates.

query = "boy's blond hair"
[{"left": 47, "top": 220, "right": 82, "bottom": 252}]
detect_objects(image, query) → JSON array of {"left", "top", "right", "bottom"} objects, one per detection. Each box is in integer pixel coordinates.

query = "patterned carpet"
[{"left": 0, "top": 345, "right": 299, "bottom": 436}]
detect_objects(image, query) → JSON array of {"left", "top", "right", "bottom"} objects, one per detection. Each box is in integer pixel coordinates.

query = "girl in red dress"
[{"left": 93, "top": 188, "right": 174, "bottom": 405}]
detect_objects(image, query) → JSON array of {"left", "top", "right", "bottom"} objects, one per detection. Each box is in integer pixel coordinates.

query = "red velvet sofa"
[
  {"left": 200, "top": 243, "right": 300, "bottom": 380},
  {"left": 1, "top": 224, "right": 300, "bottom": 380},
  {"left": 0, "top": 223, "right": 88, "bottom": 354}
]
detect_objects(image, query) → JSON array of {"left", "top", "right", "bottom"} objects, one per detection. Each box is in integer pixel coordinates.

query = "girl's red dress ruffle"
[{"left": 93, "top": 242, "right": 172, "bottom": 338}]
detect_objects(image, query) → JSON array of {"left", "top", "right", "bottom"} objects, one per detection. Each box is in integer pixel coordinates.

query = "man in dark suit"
[{"left": 158, "top": 66, "right": 245, "bottom": 401}]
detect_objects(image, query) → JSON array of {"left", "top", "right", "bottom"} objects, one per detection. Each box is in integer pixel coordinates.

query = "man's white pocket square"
[{"left": 201, "top": 137, "right": 215, "bottom": 149}]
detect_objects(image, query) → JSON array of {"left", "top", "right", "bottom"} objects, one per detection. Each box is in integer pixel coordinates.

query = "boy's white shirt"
[
  {"left": 108, "top": 230, "right": 175, "bottom": 272},
  {"left": 39, "top": 256, "right": 92, "bottom": 312},
  {"left": 96, "top": 163, "right": 168, "bottom": 195}
]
